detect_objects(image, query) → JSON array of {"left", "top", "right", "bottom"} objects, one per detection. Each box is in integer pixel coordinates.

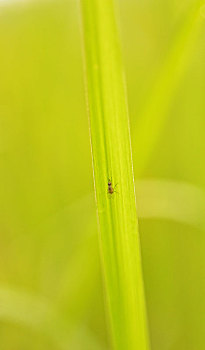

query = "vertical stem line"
[{"left": 79, "top": 0, "right": 150, "bottom": 349}]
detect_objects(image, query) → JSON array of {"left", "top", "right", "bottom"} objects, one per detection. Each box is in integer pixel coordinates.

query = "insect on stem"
[{"left": 107, "top": 178, "right": 118, "bottom": 195}]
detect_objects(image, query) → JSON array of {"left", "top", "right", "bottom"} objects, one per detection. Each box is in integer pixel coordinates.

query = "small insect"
[{"left": 107, "top": 178, "right": 118, "bottom": 195}]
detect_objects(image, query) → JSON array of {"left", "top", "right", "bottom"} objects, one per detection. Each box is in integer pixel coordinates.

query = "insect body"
[{"left": 107, "top": 178, "right": 118, "bottom": 195}]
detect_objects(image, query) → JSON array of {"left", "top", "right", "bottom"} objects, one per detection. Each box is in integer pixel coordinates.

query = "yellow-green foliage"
[
  {"left": 80, "top": 0, "right": 149, "bottom": 349},
  {"left": 0, "top": 0, "right": 204, "bottom": 349}
]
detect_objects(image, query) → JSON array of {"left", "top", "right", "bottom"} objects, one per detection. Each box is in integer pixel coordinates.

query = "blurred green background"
[{"left": 0, "top": 0, "right": 204, "bottom": 349}]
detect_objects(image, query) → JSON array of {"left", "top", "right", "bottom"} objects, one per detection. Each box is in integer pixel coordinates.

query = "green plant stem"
[
  {"left": 134, "top": 1, "right": 204, "bottom": 175},
  {"left": 80, "top": 0, "right": 150, "bottom": 349}
]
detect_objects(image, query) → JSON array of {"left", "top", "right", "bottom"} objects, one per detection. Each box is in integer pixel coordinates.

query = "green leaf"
[
  {"left": 80, "top": 0, "right": 150, "bottom": 349},
  {"left": 134, "top": 1, "right": 204, "bottom": 174}
]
